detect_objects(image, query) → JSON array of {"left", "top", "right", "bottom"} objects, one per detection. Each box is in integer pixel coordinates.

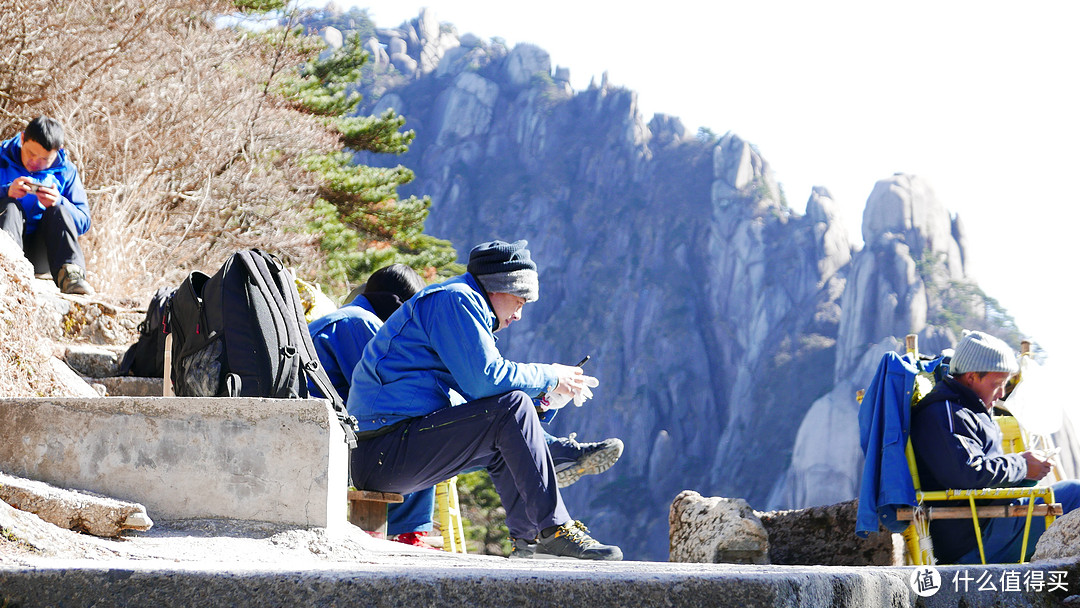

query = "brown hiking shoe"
[{"left": 57, "top": 264, "right": 94, "bottom": 295}]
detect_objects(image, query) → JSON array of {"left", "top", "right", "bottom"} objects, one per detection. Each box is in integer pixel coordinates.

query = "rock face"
[
  {"left": 341, "top": 11, "right": 1031, "bottom": 561},
  {"left": 669, "top": 491, "right": 769, "bottom": 564}
]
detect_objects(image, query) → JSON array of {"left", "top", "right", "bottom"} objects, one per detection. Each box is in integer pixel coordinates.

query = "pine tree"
[{"left": 255, "top": 2, "right": 460, "bottom": 291}]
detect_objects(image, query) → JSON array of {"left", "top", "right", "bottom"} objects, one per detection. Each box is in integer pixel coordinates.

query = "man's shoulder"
[
  {"left": 416, "top": 275, "right": 482, "bottom": 305},
  {"left": 310, "top": 304, "right": 380, "bottom": 334}
]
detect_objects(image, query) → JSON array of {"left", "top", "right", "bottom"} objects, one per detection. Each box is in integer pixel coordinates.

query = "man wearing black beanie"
[{"left": 347, "top": 240, "right": 622, "bottom": 560}]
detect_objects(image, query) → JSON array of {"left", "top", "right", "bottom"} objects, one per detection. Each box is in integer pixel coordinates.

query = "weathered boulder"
[
  {"left": 1032, "top": 508, "right": 1080, "bottom": 562},
  {"left": 63, "top": 344, "right": 121, "bottom": 378},
  {"left": 0, "top": 472, "right": 152, "bottom": 538},
  {"left": 756, "top": 500, "right": 903, "bottom": 566},
  {"left": 505, "top": 43, "right": 550, "bottom": 89},
  {"left": 363, "top": 36, "right": 389, "bottom": 69},
  {"left": 669, "top": 490, "right": 769, "bottom": 564}
]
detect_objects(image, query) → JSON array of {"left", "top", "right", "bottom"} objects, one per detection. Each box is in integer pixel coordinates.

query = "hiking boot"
[
  {"left": 554, "top": 434, "right": 624, "bottom": 488},
  {"left": 390, "top": 531, "right": 437, "bottom": 550},
  {"left": 57, "top": 264, "right": 94, "bottom": 295},
  {"left": 535, "top": 521, "right": 622, "bottom": 561},
  {"left": 508, "top": 536, "right": 537, "bottom": 559}
]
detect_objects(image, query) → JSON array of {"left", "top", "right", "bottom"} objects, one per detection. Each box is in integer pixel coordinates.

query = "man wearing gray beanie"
[
  {"left": 346, "top": 239, "right": 622, "bottom": 560},
  {"left": 910, "top": 330, "right": 1080, "bottom": 564}
]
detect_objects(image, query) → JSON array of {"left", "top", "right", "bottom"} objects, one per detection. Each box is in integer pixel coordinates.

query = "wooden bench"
[
  {"left": 897, "top": 503, "right": 1063, "bottom": 521},
  {"left": 347, "top": 489, "right": 404, "bottom": 537}
]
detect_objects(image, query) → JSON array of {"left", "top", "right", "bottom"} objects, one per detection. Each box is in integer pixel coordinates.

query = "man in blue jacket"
[
  {"left": 0, "top": 117, "right": 93, "bottom": 294},
  {"left": 309, "top": 263, "right": 438, "bottom": 547},
  {"left": 348, "top": 240, "right": 621, "bottom": 560},
  {"left": 910, "top": 330, "right": 1080, "bottom": 563}
]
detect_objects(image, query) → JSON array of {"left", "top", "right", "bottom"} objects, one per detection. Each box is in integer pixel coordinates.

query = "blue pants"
[
  {"left": 956, "top": 480, "right": 1080, "bottom": 564},
  {"left": 352, "top": 391, "right": 570, "bottom": 539},
  {"left": 387, "top": 430, "right": 583, "bottom": 535}
]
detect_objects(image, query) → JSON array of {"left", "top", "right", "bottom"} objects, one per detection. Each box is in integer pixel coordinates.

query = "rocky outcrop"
[
  {"left": 1032, "top": 509, "right": 1080, "bottom": 562},
  {"left": 669, "top": 491, "right": 769, "bottom": 564},
  {"left": 337, "top": 11, "right": 1031, "bottom": 561},
  {"left": 0, "top": 472, "right": 152, "bottom": 537},
  {"left": 756, "top": 500, "right": 902, "bottom": 566}
]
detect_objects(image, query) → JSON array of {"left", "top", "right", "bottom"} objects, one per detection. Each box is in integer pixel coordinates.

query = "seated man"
[
  {"left": 311, "top": 263, "right": 624, "bottom": 549},
  {"left": 910, "top": 330, "right": 1080, "bottom": 564},
  {"left": 0, "top": 116, "right": 93, "bottom": 294},
  {"left": 309, "top": 263, "right": 437, "bottom": 547},
  {"left": 348, "top": 240, "right": 621, "bottom": 560}
]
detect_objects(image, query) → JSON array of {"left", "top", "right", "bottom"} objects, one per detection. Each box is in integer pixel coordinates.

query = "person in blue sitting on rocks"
[
  {"left": 311, "top": 261, "right": 623, "bottom": 550},
  {"left": 0, "top": 116, "right": 93, "bottom": 294},
  {"left": 910, "top": 330, "right": 1080, "bottom": 564},
  {"left": 347, "top": 240, "right": 622, "bottom": 560}
]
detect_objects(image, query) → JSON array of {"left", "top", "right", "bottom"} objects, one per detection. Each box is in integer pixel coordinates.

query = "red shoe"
[{"left": 391, "top": 531, "right": 437, "bottom": 550}]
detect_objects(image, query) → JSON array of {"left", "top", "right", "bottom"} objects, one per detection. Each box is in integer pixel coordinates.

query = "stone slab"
[
  {"left": 1, "top": 558, "right": 1078, "bottom": 608},
  {"left": 0, "top": 397, "right": 348, "bottom": 528}
]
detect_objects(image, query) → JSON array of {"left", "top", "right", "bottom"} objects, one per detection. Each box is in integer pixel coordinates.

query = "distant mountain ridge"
[{"left": 317, "top": 8, "right": 1072, "bottom": 561}]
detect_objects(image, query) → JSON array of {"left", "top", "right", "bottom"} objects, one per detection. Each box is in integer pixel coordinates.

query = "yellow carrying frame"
[
  {"left": 435, "top": 477, "right": 467, "bottom": 554},
  {"left": 889, "top": 335, "right": 1059, "bottom": 565}
]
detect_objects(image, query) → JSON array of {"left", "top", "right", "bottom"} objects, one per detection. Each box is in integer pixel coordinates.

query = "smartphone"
[
  {"left": 574, "top": 355, "right": 590, "bottom": 368},
  {"left": 25, "top": 181, "right": 46, "bottom": 193}
]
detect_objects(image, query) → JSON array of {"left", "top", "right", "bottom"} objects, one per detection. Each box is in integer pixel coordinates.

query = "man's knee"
[{"left": 40, "top": 204, "right": 75, "bottom": 229}]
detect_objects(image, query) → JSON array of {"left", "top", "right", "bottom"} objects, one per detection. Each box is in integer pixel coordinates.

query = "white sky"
[{"left": 327, "top": 0, "right": 1080, "bottom": 411}]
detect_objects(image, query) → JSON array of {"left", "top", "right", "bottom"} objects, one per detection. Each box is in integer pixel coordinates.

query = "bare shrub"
[{"left": 1, "top": 0, "right": 340, "bottom": 297}]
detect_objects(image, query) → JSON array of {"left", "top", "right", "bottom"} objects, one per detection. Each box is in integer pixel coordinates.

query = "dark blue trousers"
[
  {"left": 0, "top": 199, "right": 86, "bottom": 278},
  {"left": 351, "top": 391, "right": 571, "bottom": 539},
  {"left": 387, "top": 430, "right": 593, "bottom": 535}
]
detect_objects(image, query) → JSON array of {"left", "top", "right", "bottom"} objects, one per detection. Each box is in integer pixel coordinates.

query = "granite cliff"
[{"left": 326, "top": 10, "right": 1067, "bottom": 561}]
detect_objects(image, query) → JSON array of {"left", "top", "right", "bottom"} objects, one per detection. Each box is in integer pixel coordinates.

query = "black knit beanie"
[{"left": 467, "top": 240, "right": 540, "bottom": 302}]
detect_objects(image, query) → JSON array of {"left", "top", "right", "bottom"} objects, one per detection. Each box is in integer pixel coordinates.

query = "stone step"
[
  {"left": 0, "top": 396, "right": 348, "bottom": 528},
  {"left": 0, "top": 556, "right": 1073, "bottom": 607}
]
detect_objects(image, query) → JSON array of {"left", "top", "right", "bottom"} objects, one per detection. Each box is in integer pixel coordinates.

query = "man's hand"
[
  {"left": 1022, "top": 450, "right": 1053, "bottom": 481},
  {"left": 7, "top": 177, "right": 33, "bottom": 199},
  {"left": 550, "top": 363, "right": 599, "bottom": 406},
  {"left": 6, "top": 177, "right": 58, "bottom": 207},
  {"left": 33, "top": 183, "right": 60, "bottom": 207}
]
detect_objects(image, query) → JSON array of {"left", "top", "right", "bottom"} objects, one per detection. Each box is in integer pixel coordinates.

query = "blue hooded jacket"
[
  {"left": 308, "top": 295, "right": 382, "bottom": 401},
  {"left": 0, "top": 134, "right": 90, "bottom": 235},
  {"left": 347, "top": 272, "right": 559, "bottom": 433},
  {"left": 857, "top": 351, "right": 921, "bottom": 537}
]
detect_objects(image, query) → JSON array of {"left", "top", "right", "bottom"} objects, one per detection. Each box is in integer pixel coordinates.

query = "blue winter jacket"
[
  {"left": 308, "top": 295, "right": 382, "bottom": 401},
  {"left": 856, "top": 351, "right": 921, "bottom": 537},
  {"left": 910, "top": 375, "right": 1028, "bottom": 563},
  {"left": 0, "top": 135, "right": 91, "bottom": 235},
  {"left": 347, "top": 272, "right": 560, "bottom": 433}
]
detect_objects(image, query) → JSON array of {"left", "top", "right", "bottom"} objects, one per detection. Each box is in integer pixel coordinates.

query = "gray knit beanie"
[
  {"left": 951, "top": 330, "right": 1019, "bottom": 375},
  {"left": 467, "top": 240, "right": 540, "bottom": 302}
]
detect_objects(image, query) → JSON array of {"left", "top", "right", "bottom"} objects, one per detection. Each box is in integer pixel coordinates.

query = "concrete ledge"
[
  {"left": 0, "top": 397, "right": 347, "bottom": 528},
  {"left": 2, "top": 559, "right": 1078, "bottom": 608}
]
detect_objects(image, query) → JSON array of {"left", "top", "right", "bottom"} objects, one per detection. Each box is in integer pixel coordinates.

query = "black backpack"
[
  {"left": 117, "top": 286, "right": 176, "bottom": 377},
  {"left": 167, "top": 249, "right": 357, "bottom": 447}
]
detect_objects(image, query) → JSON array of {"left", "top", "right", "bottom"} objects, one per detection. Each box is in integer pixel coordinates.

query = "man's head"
[
  {"left": 951, "top": 330, "right": 1019, "bottom": 408},
  {"left": 467, "top": 239, "right": 539, "bottom": 331},
  {"left": 361, "top": 263, "right": 425, "bottom": 321},
  {"left": 20, "top": 116, "right": 64, "bottom": 173}
]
